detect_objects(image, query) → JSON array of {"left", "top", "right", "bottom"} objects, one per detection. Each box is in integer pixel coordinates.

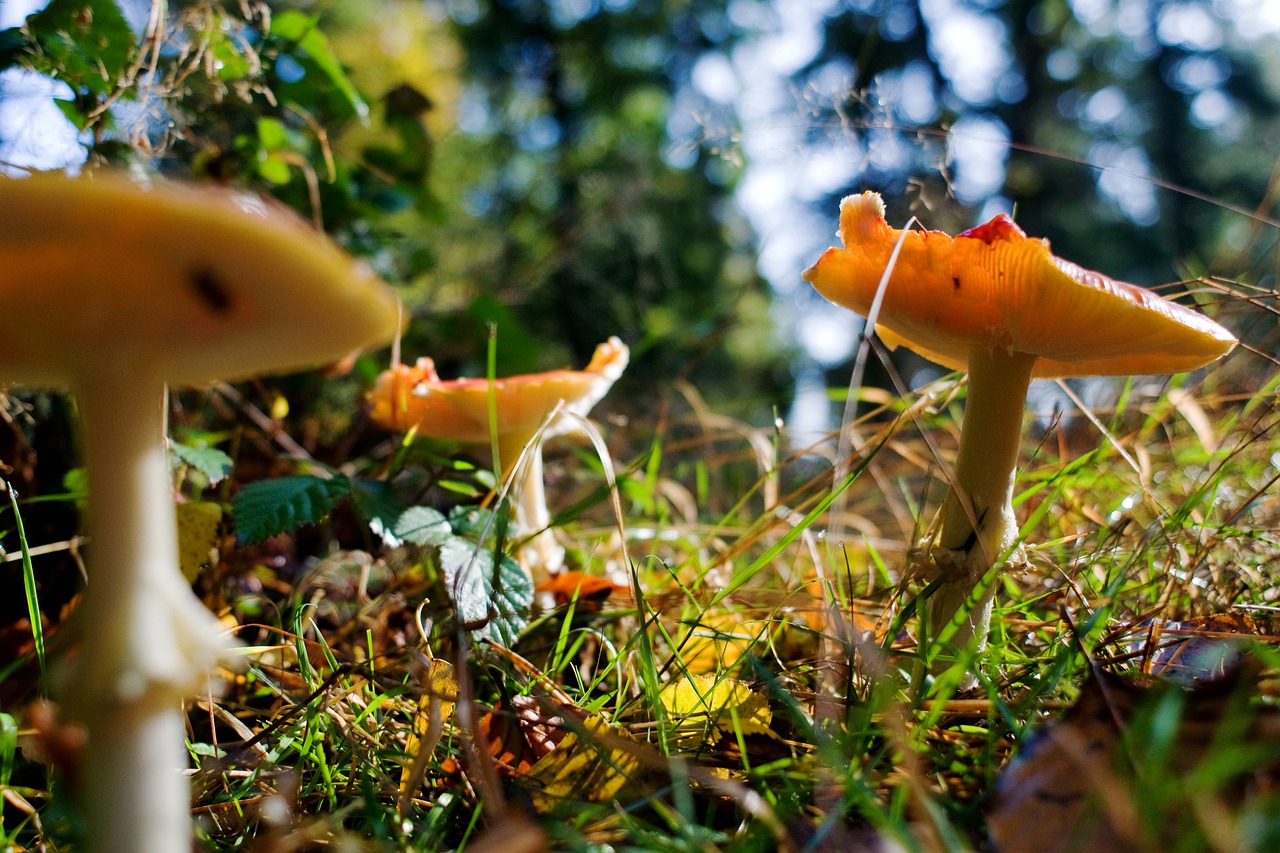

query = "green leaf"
[
  {"left": 257, "top": 152, "right": 292, "bottom": 185},
  {"left": 209, "top": 31, "right": 251, "bottom": 80},
  {"left": 170, "top": 440, "right": 233, "bottom": 486},
  {"left": 232, "top": 474, "right": 352, "bottom": 544},
  {"left": 349, "top": 479, "right": 405, "bottom": 534},
  {"left": 393, "top": 506, "right": 452, "bottom": 547},
  {"left": 62, "top": 467, "right": 88, "bottom": 514},
  {"left": 52, "top": 96, "right": 90, "bottom": 130},
  {"left": 439, "top": 538, "right": 531, "bottom": 646},
  {"left": 0, "top": 28, "right": 28, "bottom": 71},
  {"left": 25, "top": 0, "right": 135, "bottom": 95},
  {"left": 447, "top": 504, "right": 516, "bottom": 540},
  {"left": 256, "top": 116, "right": 288, "bottom": 149},
  {"left": 270, "top": 10, "right": 367, "bottom": 119}
]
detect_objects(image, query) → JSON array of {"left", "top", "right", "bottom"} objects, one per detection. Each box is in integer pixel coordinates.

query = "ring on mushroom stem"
[
  {"left": 803, "top": 192, "right": 1236, "bottom": 672},
  {"left": 0, "top": 170, "right": 401, "bottom": 853},
  {"left": 367, "top": 337, "right": 629, "bottom": 585}
]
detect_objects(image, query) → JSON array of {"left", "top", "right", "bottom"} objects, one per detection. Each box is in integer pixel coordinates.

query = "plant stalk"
[
  {"left": 500, "top": 433, "right": 562, "bottom": 585},
  {"left": 67, "top": 371, "right": 229, "bottom": 853},
  {"left": 924, "top": 346, "right": 1037, "bottom": 657}
]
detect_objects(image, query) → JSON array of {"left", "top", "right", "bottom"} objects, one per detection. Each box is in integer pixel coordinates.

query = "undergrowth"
[{"left": 2, "top": 292, "right": 1279, "bottom": 852}]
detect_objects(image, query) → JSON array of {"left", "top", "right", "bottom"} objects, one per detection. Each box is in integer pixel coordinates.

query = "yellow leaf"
[
  {"left": 525, "top": 715, "right": 641, "bottom": 813},
  {"left": 660, "top": 674, "right": 773, "bottom": 746},
  {"left": 175, "top": 501, "right": 222, "bottom": 583},
  {"left": 399, "top": 659, "right": 457, "bottom": 807},
  {"left": 680, "top": 612, "right": 768, "bottom": 674}
]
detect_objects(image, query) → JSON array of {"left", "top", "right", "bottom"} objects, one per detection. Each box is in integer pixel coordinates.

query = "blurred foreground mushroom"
[
  {"left": 0, "top": 171, "right": 400, "bottom": 852},
  {"left": 803, "top": 193, "right": 1235, "bottom": 665},
  {"left": 369, "top": 337, "right": 629, "bottom": 582}
]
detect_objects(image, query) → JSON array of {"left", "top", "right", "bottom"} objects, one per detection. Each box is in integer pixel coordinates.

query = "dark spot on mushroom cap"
[
  {"left": 953, "top": 276, "right": 961, "bottom": 291},
  {"left": 190, "top": 269, "right": 233, "bottom": 316},
  {"left": 1033, "top": 789, "right": 1086, "bottom": 805}
]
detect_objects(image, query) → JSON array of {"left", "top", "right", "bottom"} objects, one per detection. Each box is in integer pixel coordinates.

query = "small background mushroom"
[{"left": 368, "top": 336, "right": 629, "bottom": 583}]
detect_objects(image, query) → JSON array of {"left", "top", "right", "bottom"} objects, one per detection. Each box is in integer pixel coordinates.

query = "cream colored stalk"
[
  {"left": 69, "top": 373, "right": 224, "bottom": 852},
  {"left": 923, "top": 347, "right": 1036, "bottom": 652}
]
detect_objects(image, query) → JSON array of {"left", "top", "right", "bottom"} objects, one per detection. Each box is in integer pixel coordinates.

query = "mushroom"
[
  {"left": 368, "top": 337, "right": 629, "bottom": 582},
  {"left": 802, "top": 192, "right": 1236, "bottom": 662},
  {"left": 0, "top": 170, "right": 400, "bottom": 852}
]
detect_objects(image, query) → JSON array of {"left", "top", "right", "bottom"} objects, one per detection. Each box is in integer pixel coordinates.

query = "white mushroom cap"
[{"left": 0, "top": 170, "right": 402, "bottom": 388}]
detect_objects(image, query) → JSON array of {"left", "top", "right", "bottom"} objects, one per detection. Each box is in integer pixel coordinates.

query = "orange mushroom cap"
[
  {"left": 802, "top": 192, "right": 1236, "bottom": 378},
  {"left": 368, "top": 336, "right": 630, "bottom": 442}
]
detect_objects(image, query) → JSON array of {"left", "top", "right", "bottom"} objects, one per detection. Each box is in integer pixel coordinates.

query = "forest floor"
[{"left": 5, "top": 315, "right": 1280, "bottom": 852}]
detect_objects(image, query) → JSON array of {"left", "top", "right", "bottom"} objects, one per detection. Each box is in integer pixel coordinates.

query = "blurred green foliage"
[
  {"left": 0, "top": 0, "right": 789, "bottom": 422},
  {"left": 2, "top": 0, "right": 1277, "bottom": 410}
]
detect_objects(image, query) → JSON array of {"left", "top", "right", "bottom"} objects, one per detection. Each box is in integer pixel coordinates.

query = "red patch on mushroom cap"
[{"left": 957, "top": 214, "right": 1026, "bottom": 244}]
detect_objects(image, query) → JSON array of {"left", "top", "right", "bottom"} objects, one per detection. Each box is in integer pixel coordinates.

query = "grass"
[{"left": 2, "top": 308, "right": 1280, "bottom": 851}]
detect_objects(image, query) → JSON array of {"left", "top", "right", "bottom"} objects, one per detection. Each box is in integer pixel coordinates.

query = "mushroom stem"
[
  {"left": 67, "top": 373, "right": 230, "bottom": 853},
  {"left": 923, "top": 346, "right": 1037, "bottom": 657},
  {"left": 499, "top": 433, "right": 563, "bottom": 585}
]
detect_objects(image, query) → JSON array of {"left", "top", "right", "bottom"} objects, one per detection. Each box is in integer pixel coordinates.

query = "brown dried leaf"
[{"left": 988, "top": 663, "right": 1280, "bottom": 853}]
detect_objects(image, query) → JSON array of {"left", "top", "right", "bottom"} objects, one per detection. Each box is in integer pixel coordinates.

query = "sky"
[{"left": 0, "top": 0, "right": 86, "bottom": 172}]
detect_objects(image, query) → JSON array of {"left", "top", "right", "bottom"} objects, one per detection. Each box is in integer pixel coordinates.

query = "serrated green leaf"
[
  {"left": 232, "top": 474, "right": 351, "bottom": 544},
  {"left": 170, "top": 440, "right": 233, "bottom": 486},
  {"left": 393, "top": 506, "right": 452, "bottom": 547},
  {"left": 25, "top": 0, "right": 135, "bottom": 95},
  {"left": 439, "top": 538, "right": 531, "bottom": 646}
]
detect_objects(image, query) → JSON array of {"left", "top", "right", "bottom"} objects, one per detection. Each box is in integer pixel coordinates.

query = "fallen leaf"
[
  {"left": 399, "top": 659, "right": 457, "bottom": 808},
  {"left": 680, "top": 612, "right": 767, "bottom": 675},
  {"left": 1139, "top": 612, "right": 1259, "bottom": 685},
  {"left": 439, "top": 695, "right": 561, "bottom": 779},
  {"left": 988, "top": 663, "right": 1280, "bottom": 853},
  {"left": 660, "top": 673, "right": 773, "bottom": 747},
  {"left": 176, "top": 500, "right": 223, "bottom": 583},
  {"left": 535, "top": 571, "right": 629, "bottom": 609},
  {"left": 525, "top": 715, "right": 642, "bottom": 813}
]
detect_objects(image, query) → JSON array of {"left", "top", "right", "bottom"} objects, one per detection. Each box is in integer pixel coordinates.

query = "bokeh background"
[{"left": 2, "top": 0, "right": 1278, "bottom": 434}]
